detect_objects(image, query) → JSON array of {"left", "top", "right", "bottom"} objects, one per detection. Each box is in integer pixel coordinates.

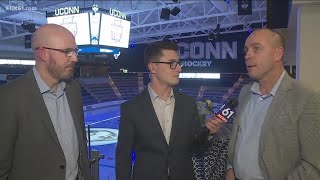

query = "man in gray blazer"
[
  {"left": 116, "top": 41, "right": 223, "bottom": 180},
  {"left": 227, "top": 28, "right": 320, "bottom": 180},
  {"left": 0, "top": 24, "right": 91, "bottom": 180}
]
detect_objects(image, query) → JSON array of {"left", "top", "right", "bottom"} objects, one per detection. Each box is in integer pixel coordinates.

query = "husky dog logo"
[
  {"left": 92, "top": 4, "right": 99, "bottom": 13},
  {"left": 91, "top": 36, "right": 99, "bottom": 45},
  {"left": 86, "top": 128, "right": 119, "bottom": 146},
  {"left": 90, "top": 13, "right": 100, "bottom": 45},
  {"left": 241, "top": 0, "right": 249, "bottom": 9}
]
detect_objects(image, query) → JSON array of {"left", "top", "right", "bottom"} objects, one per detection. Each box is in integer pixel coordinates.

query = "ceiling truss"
[{"left": 0, "top": 0, "right": 266, "bottom": 49}]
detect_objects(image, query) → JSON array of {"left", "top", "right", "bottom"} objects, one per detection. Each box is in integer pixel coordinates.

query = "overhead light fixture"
[
  {"left": 208, "top": 32, "right": 220, "bottom": 41},
  {"left": 213, "top": 24, "right": 221, "bottom": 33},
  {"left": 160, "top": 8, "right": 171, "bottom": 20},
  {"left": 130, "top": 43, "right": 135, "bottom": 48},
  {"left": 170, "top": 6, "right": 181, "bottom": 16},
  {"left": 25, "top": 35, "right": 32, "bottom": 49},
  {"left": 208, "top": 24, "right": 221, "bottom": 40},
  {"left": 160, "top": 6, "right": 181, "bottom": 20},
  {"left": 21, "top": 22, "right": 36, "bottom": 33},
  {"left": 163, "top": 35, "right": 171, "bottom": 41},
  {"left": 208, "top": 33, "right": 215, "bottom": 40}
]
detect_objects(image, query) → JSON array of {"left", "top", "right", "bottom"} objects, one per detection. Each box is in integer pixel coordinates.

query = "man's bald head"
[
  {"left": 31, "top": 24, "right": 78, "bottom": 88},
  {"left": 31, "top": 24, "right": 76, "bottom": 50},
  {"left": 250, "top": 28, "right": 285, "bottom": 50}
]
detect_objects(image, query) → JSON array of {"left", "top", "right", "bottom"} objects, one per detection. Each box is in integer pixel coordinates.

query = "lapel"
[
  {"left": 27, "top": 71, "right": 62, "bottom": 150},
  {"left": 259, "top": 73, "right": 294, "bottom": 153},
  {"left": 140, "top": 90, "right": 168, "bottom": 146},
  {"left": 169, "top": 90, "right": 183, "bottom": 146}
]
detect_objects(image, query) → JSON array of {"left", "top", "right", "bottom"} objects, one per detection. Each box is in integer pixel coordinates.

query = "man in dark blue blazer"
[{"left": 116, "top": 41, "right": 222, "bottom": 180}]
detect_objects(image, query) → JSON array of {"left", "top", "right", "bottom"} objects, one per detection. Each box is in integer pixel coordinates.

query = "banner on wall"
[
  {"left": 111, "top": 31, "right": 250, "bottom": 73},
  {"left": 238, "top": 0, "right": 252, "bottom": 15},
  {"left": 177, "top": 31, "right": 249, "bottom": 73}
]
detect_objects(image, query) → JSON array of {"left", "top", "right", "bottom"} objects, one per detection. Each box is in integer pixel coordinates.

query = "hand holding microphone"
[
  {"left": 202, "top": 98, "right": 238, "bottom": 134},
  {"left": 205, "top": 98, "right": 238, "bottom": 133},
  {"left": 193, "top": 99, "right": 238, "bottom": 148},
  {"left": 205, "top": 116, "right": 223, "bottom": 134}
]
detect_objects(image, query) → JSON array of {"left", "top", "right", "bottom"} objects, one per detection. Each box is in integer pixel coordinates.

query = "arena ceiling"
[{"left": 0, "top": 0, "right": 267, "bottom": 54}]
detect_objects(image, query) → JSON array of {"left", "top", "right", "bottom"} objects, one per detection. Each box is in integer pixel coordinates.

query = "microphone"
[
  {"left": 215, "top": 98, "right": 238, "bottom": 123},
  {"left": 193, "top": 99, "right": 238, "bottom": 149}
]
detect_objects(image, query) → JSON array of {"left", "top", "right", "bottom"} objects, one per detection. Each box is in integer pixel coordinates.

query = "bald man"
[
  {"left": 0, "top": 24, "right": 91, "bottom": 180},
  {"left": 226, "top": 28, "right": 320, "bottom": 180}
]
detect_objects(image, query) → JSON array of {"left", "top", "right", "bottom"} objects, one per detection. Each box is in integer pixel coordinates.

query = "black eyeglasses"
[
  {"left": 35, "top": 47, "right": 79, "bottom": 57},
  {"left": 152, "top": 61, "right": 182, "bottom": 69}
]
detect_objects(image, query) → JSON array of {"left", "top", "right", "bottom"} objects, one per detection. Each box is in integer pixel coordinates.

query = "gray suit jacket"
[
  {"left": 228, "top": 72, "right": 320, "bottom": 180},
  {"left": 0, "top": 70, "right": 91, "bottom": 180},
  {"left": 116, "top": 89, "right": 200, "bottom": 180}
]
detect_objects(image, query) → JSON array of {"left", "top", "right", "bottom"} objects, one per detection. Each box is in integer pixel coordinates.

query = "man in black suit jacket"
[
  {"left": 0, "top": 24, "right": 91, "bottom": 180},
  {"left": 116, "top": 41, "right": 223, "bottom": 180}
]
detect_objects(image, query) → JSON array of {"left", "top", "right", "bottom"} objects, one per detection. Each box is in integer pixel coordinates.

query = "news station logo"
[
  {"left": 6, "top": 5, "right": 37, "bottom": 11},
  {"left": 216, "top": 104, "right": 236, "bottom": 123}
]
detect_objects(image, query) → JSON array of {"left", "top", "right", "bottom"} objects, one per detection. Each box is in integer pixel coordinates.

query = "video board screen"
[
  {"left": 47, "top": 13, "right": 90, "bottom": 45},
  {"left": 47, "top": 9, "right": 131, "bottom": 49},
  {"left": 99, "top": 13, "right": 131, "bottom": 48}
]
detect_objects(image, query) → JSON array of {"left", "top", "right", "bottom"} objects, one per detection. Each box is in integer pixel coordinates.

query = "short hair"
[
  {"left": 144, "top": 41, "right": 178, "bottom": 66},
  {"left": 267, "top": 29, "right": 286, "bottom": 51},
  {"left": 256, "top": 28, "right": 286, "bottom": 50}
]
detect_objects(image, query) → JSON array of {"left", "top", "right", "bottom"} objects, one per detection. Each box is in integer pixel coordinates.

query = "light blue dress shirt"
[{"left": 234, "top": 71, "right": 285, "bottom": 180}]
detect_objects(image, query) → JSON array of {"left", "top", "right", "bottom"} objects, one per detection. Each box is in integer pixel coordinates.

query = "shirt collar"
[
  {"left": 148, "top": 83, "right": 174, "bottom": 103},
  {"left": 251, "top": 70, "right": 286, "bottom": 97},
  {"left": 33, "top": 67, "right": 66, "bottom": 95}
]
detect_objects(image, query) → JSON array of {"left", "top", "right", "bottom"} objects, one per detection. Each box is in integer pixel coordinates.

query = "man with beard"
[{"left": 0, "top": 24, "right": 91, "bottom": 180}]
